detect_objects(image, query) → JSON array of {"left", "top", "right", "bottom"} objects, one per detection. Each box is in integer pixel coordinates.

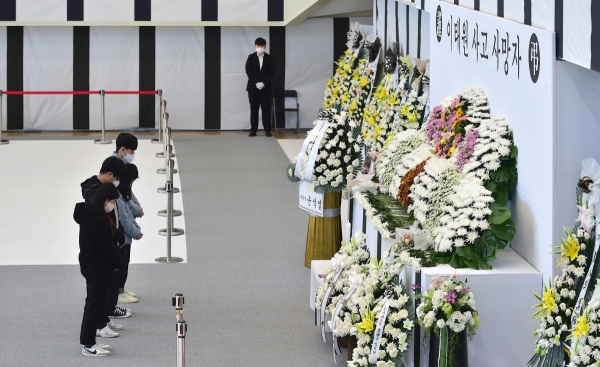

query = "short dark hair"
[
  {"left": 116, "top": 133, "right": 138, "bottom": 151},
  {"left": 255, "top": 37, "right": 266, "bottom": 46},
  {"left": 100, "top": 157, "right": 125, "bottom": 179}
]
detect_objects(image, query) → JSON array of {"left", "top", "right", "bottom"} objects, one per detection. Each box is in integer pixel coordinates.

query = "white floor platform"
[{"left": 0, "top": 139, "right": 187, "bottom": 265}]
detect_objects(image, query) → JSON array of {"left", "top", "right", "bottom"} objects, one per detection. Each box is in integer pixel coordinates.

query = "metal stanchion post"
[
  {"left": 156, "top": 159, "right": 184, "bottom": 262},
  {"left": 158, "top": 135, "right": 178, "bottom": 174},
  {"left": 94, "top": 90, "right": 112, "bottom": 144},
  {"left": 176, "top": 320, "right": 187, "bottom": 367},
  {"left": 172, "top": 293, "right": 184, "bottom": 321},
  {"left": 159, "top": 159, "right": 184, "bottom": 237},
  {"left": 151, "top": 90, "right": 163, "bottom": 144},
  {"left": 157, "top": 101, "right": 167, "bottom": 157},
  {"left": 0, "top": 91, "right": 9, "bottom": 145}
]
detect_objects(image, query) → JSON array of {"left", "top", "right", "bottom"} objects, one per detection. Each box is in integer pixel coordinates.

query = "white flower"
[{"left": 437, "top": 319, "right": 446, "bottom": 328}]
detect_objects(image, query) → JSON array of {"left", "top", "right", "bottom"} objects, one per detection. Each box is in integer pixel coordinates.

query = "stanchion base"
[
  {"left": 156, "top": 152, "right": 164, "bottom": 158},
  {"left": 151, "top": 138, "right": 162, "bottom": 144},
  {"left": 155, "top": 256, "right": 184, "bottom": 263},
  {"left": 157, "top": 187, "right": 180, "bottom": 194},
  {"left": 159, "top": 228, "right": 185, "bottom": 236},
  {"left": 157, "top": 168, "right": 178, "bottom": 174},
  {"left": 158, "top": 209, "right": 182, "bottom": 217},
  {"left": 94, "top": 139, "right": 112, "bottom": 144},
  {"left": 0, "top": 139, "right": 9, "bottom": 145}
]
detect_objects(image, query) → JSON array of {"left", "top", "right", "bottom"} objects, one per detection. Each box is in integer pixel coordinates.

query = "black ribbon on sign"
[
  {"left": 318, "top": 108, "right": 336, "bottom": 121},
  {"left": 365, "top": 37, "right": 382, "bottom": 63},
  {"left": 579, "top": 176, "right": 594, "bottom": 194},
  {"left": 384, "top": 47, "right": 397, "bottom": 74},
  {"left": 421, "top": 75, "right": 431, "bottom": 89},
  {"left": 347, "top": 30, "right": 363, "bottom": 49},
  {"left": 383, "top": 284, "right": 395, "bottom": 299}
]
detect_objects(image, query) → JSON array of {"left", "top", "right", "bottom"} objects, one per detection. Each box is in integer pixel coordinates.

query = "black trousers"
[
  {"left": 80, "top": 276, "right": 110, "bottom": 346},
  {"left": 119, "top": 244, "right": 131, "bottom": 289},
  {"left": 248, "top": 90, "right": 271, "bottom": 133}
]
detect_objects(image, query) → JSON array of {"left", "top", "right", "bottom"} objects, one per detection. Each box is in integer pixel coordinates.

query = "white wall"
[
  {"left": 23, "top": 27, "right": 73, "bottom": 130},
  {"left": 89, "top": 27, "right": 139, "bottom": 130},
  {"left": 155, "top": 27, "right": 205, "bottom": 130},
  {"left": 555, "top": 61, "right": 600, "bottom": 246},
  {"left": 286, "top": 18, "right": 333, "bottom": 129}
]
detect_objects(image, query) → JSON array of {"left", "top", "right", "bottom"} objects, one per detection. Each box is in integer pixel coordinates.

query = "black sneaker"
[
  {"left": 249, "top": 132, "right": 257, "bottom": 137},
  {"left": 116, "top": 305, "right": 131, "bottom": 313},
  {"left": 109, "top": 307, "right": 131, "bottom": 319}
]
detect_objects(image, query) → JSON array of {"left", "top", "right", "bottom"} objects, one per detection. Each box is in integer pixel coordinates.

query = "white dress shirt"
[{"left": 258, "top": 53, "right": 264, "bottom": 70}]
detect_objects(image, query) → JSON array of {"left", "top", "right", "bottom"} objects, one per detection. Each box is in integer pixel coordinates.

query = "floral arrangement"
[
  {"left": 567, "top": 282, "right": 600, "bottom": 367},
  {"left": 341, "top": 51, "right": 377, "bottom": 125},
  {"left": 330, "top": 246, "right": 421, "bottom": 366},
  {"left": 286, "top": 107, "right": 363, "bottom": 193},
  {"left": 315, "top": 232, "right": 371, "bottom": 324},
  {"left": 364, "top": 86, "right": 519, "bottom": 269},
  {"left": 529, "top": 162, "right": 600, "bottom": 367},
  {"left": 323, "top": 23, "right": 364, "bottom": 109},
  {"left": 416, "top": 275, "right": 479, "bottom": 367},
  {"left": 393, "top": 58, "right": 430, "bottom": 132},
  {"left": 354, "top": 190, "right": 414, "bottom": 239},
  {"left": 361, "top": 55, "right": 418, "bottom": 158}
]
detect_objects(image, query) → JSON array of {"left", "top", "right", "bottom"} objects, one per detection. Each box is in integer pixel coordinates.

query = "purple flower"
[
  {"left": 456, "top": 129, "right": 479, "bottom": 169},
  {"left": 411, "top": 284, "right": 421, "bottom": 291},
  {"left": 459, "top": 287, "right": 470, "bottom": 293},
  {"left": 444, "top": 291, "right": 458, "bottom": 304}
]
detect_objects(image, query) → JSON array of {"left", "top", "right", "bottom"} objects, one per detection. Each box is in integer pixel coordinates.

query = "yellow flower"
[
  {"left": 385, "top": 133, "right": 395, "bottom": 144},
  {"left": 356, "top": 311, "right": 375, "bottom": 334},
  {"left": 349, "top": 101, "right": 358, "bottom": 113},
  {"left": 345, "top": 50, "right": 350, "bottom": 55},
  {"left": 541, "top": 288, "right": 556, "bottom": 316},
  {"left": 456, "top": 108, "right": 464, "bottom": 117},
  {"left": 359, "top": 76, "right": 369, "bottom": 87},
  {"left": 340, "top": 73, "right": 346, "bottom": 79},
  {"left": 409, "top": 111, "right": 418, "bottom": 122},
  {"left": 399, "top": 55, "right": 413, "bottom": 72},
  {"left": 449, "top": 146, "right": 457, "bottom": 155},
  {"left": 344, "top": 64, "right": 351, "bottom": 72},
  {"left": 563, "top": 236, "right": 580, "bottom": 261},
  {"left": 326, "top": 78, "right": 334, "bottom": 88},
  {"left": 573, "top": 313, "right": 589, "bottom": 338},
  {"left": 335, "top": 68, "right": 342, "bottom": 75},
  {"left": 360, "top": 59, "right": 365, "bottom": 64},
  {"left": 400, "top": 105, "right": 409, "bottom": 116},
  {"left": 341, "top": 93, "right": 349, "bottom": 103},
  {"left": 368, "top": 116, "right": 376, "bottom": 126},
  {"left": 388, "top": 94, "right": 398, "bottom": 106}
]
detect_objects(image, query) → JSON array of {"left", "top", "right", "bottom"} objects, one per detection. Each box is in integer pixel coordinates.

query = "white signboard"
[
  {"left": 299, "top": 181, "right": 324, "bottom": 217},
  {"left": 432, "top": 0, "right": 550, "bottom": 88}
]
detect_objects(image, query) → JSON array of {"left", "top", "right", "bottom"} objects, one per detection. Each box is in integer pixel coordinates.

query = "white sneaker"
[
  {"left": 108, "top": 321, "right": 123, "bottom": 331},
  {"left": 82, "top": 345, "right": 111, "bottom": 357},
  {"left": 118, "top": 293, "right": 138, "bottom": 304},
  {"left": 97, "top": 326, "right": 119, "bottom": 338},
  {"left": 95, "top": 340, "right": 111, "bottom": 351},
  {"left": 125, "top": 290, "right": 137, "bottom": 297}
]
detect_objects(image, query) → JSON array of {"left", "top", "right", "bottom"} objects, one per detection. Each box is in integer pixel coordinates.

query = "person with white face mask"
[
  {"left": 81, "top": 157, "right": 125, "bottom": 204},
  {"left": 74, "top": 183, "right": 125, "bottom": 357},
  {"left": 113, "top": 133, "right": 137, "bottom": 164},
  {"left": 245, "top": 37, "right": 275, "bottom": 137}
]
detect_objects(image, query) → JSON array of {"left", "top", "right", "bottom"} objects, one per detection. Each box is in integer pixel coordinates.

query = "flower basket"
[
  {"left": 346, "top": 336, "right": 357, "bottom": 361},
  {"left": 428, "top": 328, "right": 469, "bottom": 367}
]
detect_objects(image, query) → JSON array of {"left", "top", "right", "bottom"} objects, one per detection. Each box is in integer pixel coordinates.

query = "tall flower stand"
[
  {"left": 304, "top": 192, "right": 342, "bottom": 267},
  {"left": 428, "top": 328, "right": 469, "bottom": 367}
]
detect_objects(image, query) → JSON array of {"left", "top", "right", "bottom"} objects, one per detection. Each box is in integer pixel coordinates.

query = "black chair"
[{"left": 271, "top": 90, "right": 299, "bottom": 132}]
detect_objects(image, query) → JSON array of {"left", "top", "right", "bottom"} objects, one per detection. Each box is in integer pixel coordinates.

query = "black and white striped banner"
[
  {"left": 0, "top": 0, "right": 284, "bottom": 22},
  {"left": 375, "top": 0, "right": 430, "bottom": 59}
]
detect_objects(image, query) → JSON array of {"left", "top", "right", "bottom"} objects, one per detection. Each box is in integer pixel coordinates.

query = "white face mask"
[
  {"left": 104, "top": 202, "right": 115, "bottom": 213},
  {"left": 256, "top": 47, "right": 265, "bottom": 55},
  {"left": 124, "top": 153, "right": 135, "bottom": 163},
  {"left": 113, "top": 180, "right": 120, "bottom": 187}
]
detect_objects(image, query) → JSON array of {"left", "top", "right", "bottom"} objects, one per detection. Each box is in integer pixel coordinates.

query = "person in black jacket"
[
  {"left": 74, "top": 183, "right": 124, "bottom": 357},
  {"left": 245, "top": 37, "right": 275, "bottom": 137},
  {"left": 81, "top": 157, "right": 125, "bottom": 204}
]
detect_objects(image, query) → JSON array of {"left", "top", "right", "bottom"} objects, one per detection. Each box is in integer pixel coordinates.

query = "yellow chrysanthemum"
[
  {"left": 400, "top": 105, "right": 410, "bottom": 116},
  {"left": 344, "top": 50, "right": 350, "bottom": 55},
  {"left": 335, "top": 68, "right": 342, "bottom": 75},
  {"left": 563, "top": 236, "right": 580, "bottom": 261},
  {"left": 349, "top": 101, "right": 358, "bottom": 113},
  {"left": 326, "top": 78, "right": 334, "bottom": 88},
  {"left": 356, "top": 311, "right": 375, "bottom": 334},
  {"left": 341, "top": 93, "right": 349, "bottom": 103},
  {"left": 388, "top": 94, "right": 398, "bottom": 106},
  {"left": 359, "top": 76, "right": 369, "bottom": 87},
  {"left": 368, "top": 116, "right": 376, "bottom": 126},
  {"left": 409, "top": 111, "right": 418, "bottom": 122},
  {"left": 574, "top": 313, "right": 589, "bottom": 338}
]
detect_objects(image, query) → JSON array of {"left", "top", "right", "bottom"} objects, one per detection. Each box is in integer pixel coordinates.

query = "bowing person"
[
  {"left": 74, "top": 183, "right": 124, "bottom": 357},
  {"left": 245, "top": 37, "right": 275, "bottom": 137}
]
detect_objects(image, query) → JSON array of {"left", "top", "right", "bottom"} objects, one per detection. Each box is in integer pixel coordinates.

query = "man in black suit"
[{"left": 245, "top": 37, "right": 275, "bottom": 137}]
